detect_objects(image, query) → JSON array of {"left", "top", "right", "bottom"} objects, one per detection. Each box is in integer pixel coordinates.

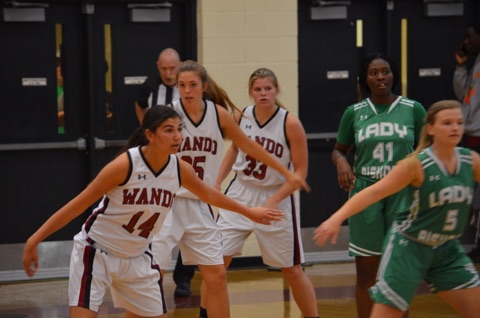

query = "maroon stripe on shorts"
[
  {"left": 290, "top": 194, "right": 302, "bottom": 265},
  {"left": 77, "top": 244, "right": 96, "bottom": 309}
]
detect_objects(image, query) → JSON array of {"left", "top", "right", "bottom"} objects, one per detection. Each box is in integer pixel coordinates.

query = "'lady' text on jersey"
[
  {"left": 358, "top": 122, "right": 408, "bottom": 143},
  {"left": 429, "top": 185, "right": 473, "bottom": 207}
]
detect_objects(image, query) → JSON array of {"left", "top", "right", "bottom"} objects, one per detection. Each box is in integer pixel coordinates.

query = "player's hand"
[
  {"left": 336, "top": 159, "right": 355, "bottom": 192},
  {"left": 247, "top": 207, "right": 284, "bottom": 225},
  {"left": 313, "top": 218, "right": 341, "bottom": 246},
  {"left": 287, "top": 171, "right": 311, "bottom": 193},
  {"left": 22, "top": 240, "right": 39, "bottom": 277}
]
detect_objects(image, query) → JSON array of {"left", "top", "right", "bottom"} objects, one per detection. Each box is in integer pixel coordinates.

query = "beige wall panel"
[
  {"left": 245, "top": 37, "right": 297, "bottom": 63},
  {"left": 202, "top": 38, "right": 246, "bottom": 64},
  {"left": 200, "top": 0, "right": 245, "bottom": 12},
  {"left": 245, "top": 0, "right": 295, "bottom": 11},
  {"left": 205, "top": 64, "right": 249, "bottom": 108},
  {"left": 246, "top": 12, "right": 297, "bottom": 37},
  {"left": 207, "top": 63, "right": 251, "bottom": 88},
  {"left": 202, "top": 12, "right": 246, "bottom": 38}
]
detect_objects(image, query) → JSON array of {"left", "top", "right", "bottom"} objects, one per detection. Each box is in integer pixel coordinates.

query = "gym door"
[
  {"left": 298, "top": 0, "right": 385, "bottom": 228},
  {"left": 0, "top": 0, "right": 196, "bottom": 280}
]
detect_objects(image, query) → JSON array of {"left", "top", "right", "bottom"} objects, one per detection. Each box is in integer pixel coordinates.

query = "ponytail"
[{"left": 178, "top": 60, "right": 241, "bottom": 114}]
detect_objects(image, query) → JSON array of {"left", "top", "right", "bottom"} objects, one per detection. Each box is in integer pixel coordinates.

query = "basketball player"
[
  {"left": 22, "top": 105, "right": 284, "bottom": 318},
  {"left": 213, "top": 68, "right": 319, "bottom": 317},
  {"left": 331, "top": 53, "right": 426, "bottom": 318},
  {"left": 315, "top": 100, "right": 480, "bottom": 318},
  {"left": 151, "top": 61, "right": 308, "bottom": 318}
]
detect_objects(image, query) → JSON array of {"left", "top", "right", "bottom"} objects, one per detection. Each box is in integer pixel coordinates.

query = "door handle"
[
  {"left": 0, "top": 137, "right": 87, "bottom": 151},
  {"left": 94, "top": 137, "right": 127, "bottom": 150}
]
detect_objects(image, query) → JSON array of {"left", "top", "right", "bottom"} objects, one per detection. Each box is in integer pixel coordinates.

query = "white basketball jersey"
[
  {"left": 82, "top": 147, "right": 181, "bottom": 258},
  {"left": 233, "top": 105, "right": 291, "bottom": 186},
  {"left": 171, "top": 99, "right": 224, "bottom": 199}
]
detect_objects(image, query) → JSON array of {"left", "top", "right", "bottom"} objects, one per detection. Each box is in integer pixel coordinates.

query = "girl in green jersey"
[
  {"left": 316, "top": 100, "right": 480, "bottom": 318},
  {"left": 332, "top": 53, "right": 426, "bottom": 318}
]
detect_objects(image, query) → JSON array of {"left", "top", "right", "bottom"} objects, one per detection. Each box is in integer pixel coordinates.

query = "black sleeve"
[{"left": 136, "top": 76, "right": 160, "bottom": 109}]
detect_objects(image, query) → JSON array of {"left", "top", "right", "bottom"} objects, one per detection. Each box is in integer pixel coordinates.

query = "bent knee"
[
  {"left": 281, "top": 264, "right": 304, "bottom": 279},
  {"left": 199, "top": 264, "right": 227, "bottom": 285}
]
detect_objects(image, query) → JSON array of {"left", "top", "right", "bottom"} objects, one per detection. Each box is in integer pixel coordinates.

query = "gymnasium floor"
[{"left": 0, "top": 261, "right": 473, "bottom": 318}]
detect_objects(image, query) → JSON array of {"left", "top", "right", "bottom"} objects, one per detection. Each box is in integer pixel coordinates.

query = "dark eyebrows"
[{"left": 161, "top": 121, "right": 181, "bottom": 130}]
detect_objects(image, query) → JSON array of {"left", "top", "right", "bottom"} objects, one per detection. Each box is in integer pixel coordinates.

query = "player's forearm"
[
  {"left": 201, "top": 187, "right": 251, "bottom": 217},
  {"left": 332, "top": 149, "right": 348, "bottom": 167},
  {"left": 242, "top": 141, "right": 290, "bottom": 178}
]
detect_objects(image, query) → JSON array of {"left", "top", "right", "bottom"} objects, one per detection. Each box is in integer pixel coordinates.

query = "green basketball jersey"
[
  {"left": 395, "top": 147, "right": 474, "bottom": 246},
  {"left": 351, "top": 96, "right": 420, "bottom": 182}
]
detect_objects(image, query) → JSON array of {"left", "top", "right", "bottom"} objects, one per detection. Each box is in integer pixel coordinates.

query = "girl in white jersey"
[
  {"left": 22, "top": 105, "right": 283, "bottom": 318},
  {"left": 151, "top": 61, "right": 308, "bottom": 318},
  {"left": 315, "top": 100, "right": 480, "bottom": 318},
  {"left": 213, "top": 68, "right": 319, "bottom": 318}
]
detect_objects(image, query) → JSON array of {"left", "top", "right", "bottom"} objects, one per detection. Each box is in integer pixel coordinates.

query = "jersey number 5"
[{"left": 443, "top": 209, "right": 458, "bottom": 231}]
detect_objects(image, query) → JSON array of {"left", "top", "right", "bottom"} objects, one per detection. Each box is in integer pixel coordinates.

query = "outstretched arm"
[
  {"left": 22, "top": 154, "right": 129, "bottom": 277},
  {"left": 313, "top": 157, "right": 421, "bottom": 246},
  {"left": 179, "top": 159, "right": 284, "bottom": 224}
]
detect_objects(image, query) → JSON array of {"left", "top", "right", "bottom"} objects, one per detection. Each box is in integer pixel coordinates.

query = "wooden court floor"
[{"left": 1, "top": 261, "right": 477, "bottom": 318}]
